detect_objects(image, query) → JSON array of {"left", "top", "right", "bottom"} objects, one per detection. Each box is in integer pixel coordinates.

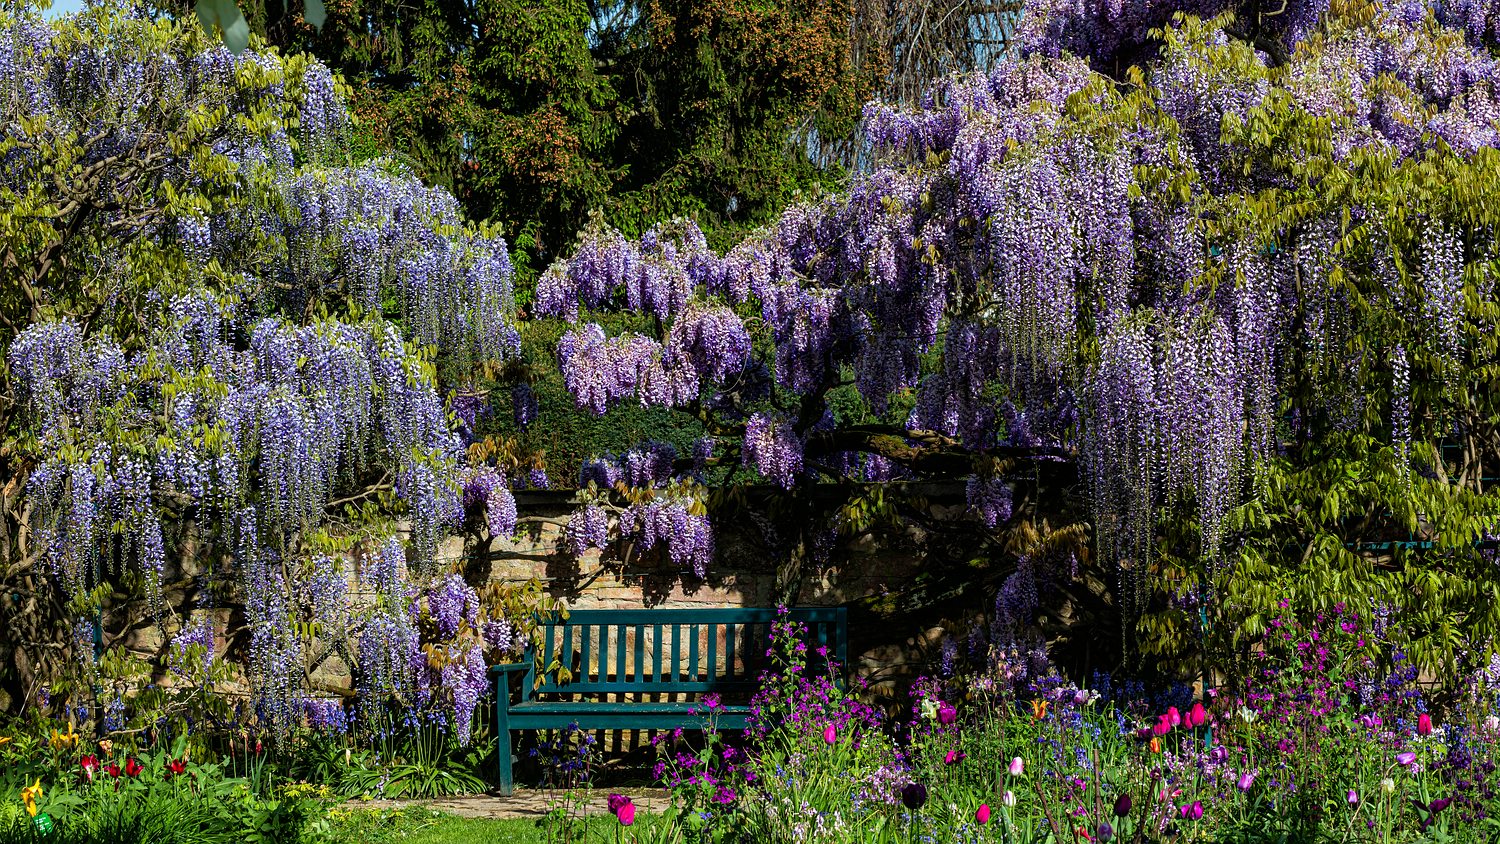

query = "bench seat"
[{"left": 492, "top": 607, "right": 846, "bottom": 795}]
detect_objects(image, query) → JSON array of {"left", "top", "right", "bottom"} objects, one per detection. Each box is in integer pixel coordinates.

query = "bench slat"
[
  {"left": 671, "top": 624, "right": 681, "bottom": 681},
  {"left": 726, "top": 622, "right": 736, "bottom": 680},
  {"left": 598, "top": 625, "right": 610, "bottom": 683},
  {"left": 543, "top": 624, "right": 555, "bottom": 680},
  {"left": 652, "top": 623, "right": 663, "bottom": 684},
  {"left": 580, "top": 623, "right": 593, "bottom": 684},
  {"left": 615, "top": 624, "right": 627, "bottom": 689},
  {"left": 707, "top": 621, "right": 719, "bottom": 682},
  {"left": 634, "top": 624, "right": 645, "bottom": 690},
  {"left": 689, "top": 624, "right": 700, "bottom": 681}
]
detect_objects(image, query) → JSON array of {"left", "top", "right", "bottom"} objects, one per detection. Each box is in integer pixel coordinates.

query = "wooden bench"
[{"left": 490, "top": 607, "right": 848, "bottom": 795}]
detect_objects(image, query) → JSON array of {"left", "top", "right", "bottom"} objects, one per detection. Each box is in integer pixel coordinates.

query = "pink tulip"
[
  {"left": 1417, "top": 713, "right": 1433, "bottom": 737},
  {"left": 1167, "top": 707, "right": 1181, "bottom": 727},
  {"left": 1008, "top": 757, "right": 1024, "bottom": 776},
  {"left": 1153, "top": 715, "right": 1171, "bottom": 736},
  {"left": 945, "top": 750, "right": 965, "bottom": 765},
  {"left": 976, "top": 804, "right": 991, "bottom": 825},
  {"left": 1187, "top": 702, "right": 1206, "bottom": 728},
  {"left": 823, "top": 724, "right": 837, "bottom": 745},
  {"left": 617, "top": 801, "right": 636, "bottom": 826}
]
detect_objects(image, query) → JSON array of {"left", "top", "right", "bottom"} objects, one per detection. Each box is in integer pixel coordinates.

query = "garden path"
[{"left": 350, "top": 788, "right": 670, "bottom": 820}]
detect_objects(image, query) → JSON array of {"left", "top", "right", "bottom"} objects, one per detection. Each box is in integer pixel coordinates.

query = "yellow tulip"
[{"left": 21, "top": 779, "right": 41, "bottom": 818}]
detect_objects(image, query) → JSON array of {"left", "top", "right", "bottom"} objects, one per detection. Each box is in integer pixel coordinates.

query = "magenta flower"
[
  {"left": 1418, "top": 713, "right": 1433, "bottom": 737},
  {"left": 945, "top": 749, "right": 965, "bottom": 765},
  {"left": 823, "top": 724, "right": 837, "bottom": 745},
  {"left": 976, "top": 804, "right": 991, "bottom": 825},
  {"left": 938, "top": 703, "right": 957, "bottom": 725},
  {"left": 1167, "top": 707, "right": 1182, "bottom": 727},
  {"left": 1237, "top": 772, "right": 1256, "bottom": 791},
  {"left": 1347, "top": 790, "right": 1359, "bottom": 805},
  {"left": 1179, "top": 801, "right": 1203, "bottom": 821},
  {"left": 1153, "top": 715, "right": 1171, "bottom": 736},
  {"left": 607, "top": 794, "right": 635, "bottom": 826},
  {"left": 1397, "top": 752, "right": 1417, "bottom": 767},
  {"left": 1187, "top": 702, "right": 1206, "bottom": 728}
]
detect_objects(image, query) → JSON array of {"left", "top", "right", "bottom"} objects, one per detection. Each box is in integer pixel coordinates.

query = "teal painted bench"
[{"left": 490, "top": 607, "right": 848, "bottom": 795}]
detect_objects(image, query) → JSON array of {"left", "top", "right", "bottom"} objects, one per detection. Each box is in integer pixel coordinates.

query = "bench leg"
[{"left": 497, "top": 701, "right": 515, "bottom": 797}]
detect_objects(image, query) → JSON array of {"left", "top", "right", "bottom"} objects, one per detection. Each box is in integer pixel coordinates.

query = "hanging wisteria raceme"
[
  {"left": 744, "top": 412, "right": 806, "bottom": 489},
  {"left": 1392, "top": 344, "right": 1412, "bottom": 473},
  {"left": 565, "top": 505, "right": 611, "bottom": 556},
  {"left": 167, "top": 618, "right": 215, "bottom": 680},
  {"left": 235, "top": 509, "right": 305, "bottom": 735},
  {"left": 1419, "top": 223, "right": 1465, "bottom": 359},
  {"left": 966, "top": 476, "right": 1014, "bottom": 530},
  {"left": 426, "top": 574, "right": 480, "bottom": 640},
  {"left": 356, "top": 538, "right": 420, "bottom": 708},
  {"left": 464, "top": 467, "right": 518, "bottom": 538},
  {"left": 618, "top": 496, "right": 716, "bottom": 579},
  {"left": 280, "top": 165, "right": 520, "bottom": 362}
]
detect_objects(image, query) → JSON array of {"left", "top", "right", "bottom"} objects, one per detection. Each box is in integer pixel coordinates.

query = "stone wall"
[{"left": 88, "top": 481, "right": 1108, "bottom": 717}]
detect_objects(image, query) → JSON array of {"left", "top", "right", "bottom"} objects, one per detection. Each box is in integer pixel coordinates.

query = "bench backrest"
[{"left": 518, "top": 608, "right": 847, "bottom": 702}]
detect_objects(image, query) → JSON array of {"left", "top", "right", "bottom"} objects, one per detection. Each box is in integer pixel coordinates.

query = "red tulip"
[
  {"left": 165, "top": 759, "right": 187, "bottom": 778},
  {"left": 80, "top": 754, "right": 99, "bottom": 781},
  {"left": 105, "top": 763, "right": 121, "bottom": 779},
  {"left": 1417, "top": 713, "right": 1433, "bottom": 737},
  {"left": 124, "top": 757, "right": 142, "bottom": 778},
  {"left": 1188, "top": 702, "right": 1206, "bottom": 728}
]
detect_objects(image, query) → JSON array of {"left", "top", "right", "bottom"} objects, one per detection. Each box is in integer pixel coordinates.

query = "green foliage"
[
  {"left": 0, "top": 746, "right": 326, "bottom": 844},
  {"left": 238, "top": 0, "right": 874, "bottom": 285}
]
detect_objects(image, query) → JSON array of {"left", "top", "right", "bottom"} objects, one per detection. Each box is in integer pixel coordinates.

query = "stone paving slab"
[{"left": 350, "top": 788, "right": 669, "bottom": 820}]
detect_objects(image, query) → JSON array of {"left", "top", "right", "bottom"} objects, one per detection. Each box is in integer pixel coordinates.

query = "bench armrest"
[
  {"left": 490, "top": 661, "right": 532, "bottom": 676},
  {"left": 491, "top": 648, "right": 537, "bottom": 705}
]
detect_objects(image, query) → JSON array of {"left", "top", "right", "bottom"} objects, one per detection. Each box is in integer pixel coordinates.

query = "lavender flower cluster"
[
  {"left": 425, "top": 574, "right": 480, "bottom": 640},
  {"left": 743, "top": 412, "right": 805, "bottom": 489}
]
